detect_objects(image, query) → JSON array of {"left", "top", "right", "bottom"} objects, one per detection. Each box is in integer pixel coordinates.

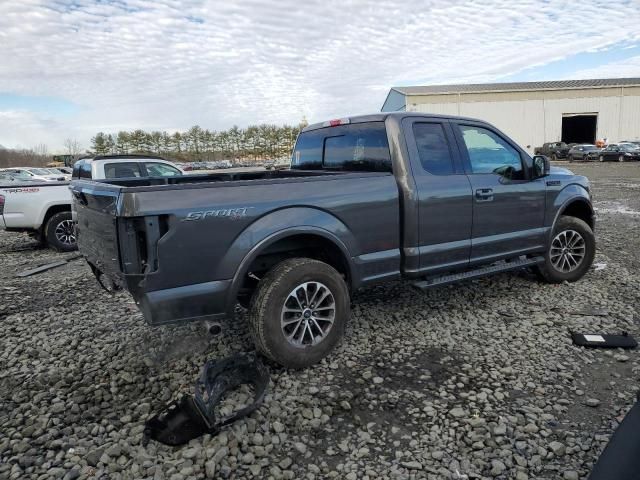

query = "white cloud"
[
  {"left": 566, "top": 55, "right": 640, "bottom": 79},
  {"left": 1, "top": 0, "right": 640, "bottom": 150}
]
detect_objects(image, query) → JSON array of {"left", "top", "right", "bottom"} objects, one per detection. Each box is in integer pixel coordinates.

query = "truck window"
[
  {"left": 144, "top": 162, "right": 182, "bottom": 177},
  {"left": 292, "top": 122, "right": 391, "bottom": 172},
  {"left": 458, "top": 125, "right": 524, "bottom": 180},
  {"left": 104, "top": 162, "right": 142, "bottom": 179},
  {"left": 412, "top": 123, "right": 455, "bottom": 175},
  {"left": 73, "top": 162, "right": 92, "bottom": 179}
]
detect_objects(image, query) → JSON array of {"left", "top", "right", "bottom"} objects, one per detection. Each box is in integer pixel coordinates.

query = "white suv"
[{"left": 72, "top": 155, "right": 184, "bottom": 180}]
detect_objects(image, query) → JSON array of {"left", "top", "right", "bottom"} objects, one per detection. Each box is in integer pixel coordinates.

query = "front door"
[
  {"left": 403, "top": 117, "right": 473, "bottom": 274},
  {"left": 452, "top": 122, "right": 547, "bottom": 265},
  {"left": 601, "top": 145, "right": 619, "bottom": 161}
]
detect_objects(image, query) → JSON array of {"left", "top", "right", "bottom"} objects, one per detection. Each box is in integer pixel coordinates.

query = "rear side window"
[
  {"left": 292, "top": 122, "right": 391, "bottom": 172},
  {"left": 104, "top": 162, "right": 142, "bottom": 178},
  {"left": 412, "top": 123, "right": 454, "bottom": 175}
]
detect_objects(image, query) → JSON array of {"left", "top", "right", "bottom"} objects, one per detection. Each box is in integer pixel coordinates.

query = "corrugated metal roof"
[{"left": 392, "top": 78, "right": 640, "bottom": 96}]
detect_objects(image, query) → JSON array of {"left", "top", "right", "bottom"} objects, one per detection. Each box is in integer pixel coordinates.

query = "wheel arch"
[
  {"left": 551, "top": 195, "right": 595, "bottom": 237},
  {"left": 41, "top": 203, "right": 72, "bottom": 233},
  {"left": 223, "top": 207, "right": 358, "bottom": 314}
]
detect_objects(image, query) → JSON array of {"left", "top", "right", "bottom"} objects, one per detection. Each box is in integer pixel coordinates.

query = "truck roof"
[
  {"left": 302, "top": 112, "right": 485, "bottom": 132},
  {"left": 80, "top": 154, "right": 168, "bottom": 162}
]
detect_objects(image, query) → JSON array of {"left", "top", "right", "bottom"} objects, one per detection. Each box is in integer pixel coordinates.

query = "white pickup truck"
[
  {"left": 1, "top": 155, "right": 183, "bottom": 251},
  {"left": 0, "top": 181, "right": 75, "bottom": 251}
]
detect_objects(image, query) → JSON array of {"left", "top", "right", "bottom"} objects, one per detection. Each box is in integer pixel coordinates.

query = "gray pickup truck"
[{"left": 71, "top": 113, "right": 595, "bottom": 368}]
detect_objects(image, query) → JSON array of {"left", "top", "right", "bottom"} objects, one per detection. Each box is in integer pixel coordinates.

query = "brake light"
[
  {"left": 323, "top": 118, "right": 350, "bottom": 127},
  {"left": 0, "top": 194, "right": 4, "bottom": 215}
]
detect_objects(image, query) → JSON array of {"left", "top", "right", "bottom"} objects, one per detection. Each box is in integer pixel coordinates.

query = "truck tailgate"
[{"left": 71, "top": 181, "right": 122, "bottom": 280}]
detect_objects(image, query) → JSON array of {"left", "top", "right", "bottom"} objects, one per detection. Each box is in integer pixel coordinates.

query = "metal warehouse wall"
[{"left": 406, "top": 86, "right": 640, "bottom": 152}]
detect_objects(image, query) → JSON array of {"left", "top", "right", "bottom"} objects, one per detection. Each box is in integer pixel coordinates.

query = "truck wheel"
[
  {"left": 45, "top": 211, "right": 77, "bottom": 252},
  {"left": 551, "top": 153, "right": 557, "bottom": 162},
  {"left": 248, "top": 258, "right": 349, "bottom": 369},
  {"left": 536, "top": 216, "right": 595, "bottom": 283}
]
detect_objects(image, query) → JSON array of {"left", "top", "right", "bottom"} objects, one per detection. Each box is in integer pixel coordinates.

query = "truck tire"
[
  {"left": 248, "top": 258, "right": 349, "bottom": 369},
  {"left": 536, "top": 215, "right": 595, "bottom": 283},
  {"left": 551, "top": 153, "right": 557, "bottom": 162},
  {"left": 45, "top": 211, "right": 77, "bottom": 252}
]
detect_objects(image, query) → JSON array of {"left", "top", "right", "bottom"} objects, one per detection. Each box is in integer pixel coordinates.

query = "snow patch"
[{"left": 594, "top": 202, "right": 640, "bottom": 216}]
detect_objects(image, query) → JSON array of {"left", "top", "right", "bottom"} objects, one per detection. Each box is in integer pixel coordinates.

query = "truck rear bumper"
[{"left": 135, "top": 279, "right": 232, "bottom": 326}]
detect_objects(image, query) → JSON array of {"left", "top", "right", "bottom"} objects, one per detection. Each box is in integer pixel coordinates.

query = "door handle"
[{"left": 475, "top": 188, "right": 494, "bottom": 202}]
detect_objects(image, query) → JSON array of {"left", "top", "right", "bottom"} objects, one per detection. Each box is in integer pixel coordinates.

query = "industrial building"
[{"left": 381, "top": 78, "right": 640, "bottom": 153}]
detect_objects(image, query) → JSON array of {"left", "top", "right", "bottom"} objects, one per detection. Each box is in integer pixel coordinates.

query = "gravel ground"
[{"left": 1, "top": 162, "right": 639, "bottom": 480}]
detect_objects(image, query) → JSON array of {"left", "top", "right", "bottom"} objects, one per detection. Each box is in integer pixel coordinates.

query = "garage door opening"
[{"left": 561, "top": 114, "right": 597, "bottom": 144}]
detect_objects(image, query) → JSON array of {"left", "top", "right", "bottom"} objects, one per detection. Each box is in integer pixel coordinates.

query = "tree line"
[
  {"left": 0, "top": 144, "right": 50, "bottom": 168},
  {"left": 91, "top": 121, "right": 308, "bottom": 162}
]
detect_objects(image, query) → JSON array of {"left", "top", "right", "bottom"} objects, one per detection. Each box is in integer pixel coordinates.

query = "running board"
[{"left": 412, "top": 256, "right": 545, "bottom": 290}]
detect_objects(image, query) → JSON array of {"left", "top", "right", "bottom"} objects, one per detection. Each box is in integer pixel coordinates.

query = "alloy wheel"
[
  {"left": 55, "top": 219, "right": 76, "bottom": 246},
  {"left": 550, "top": 229, "right": 586, "bottom": 273},
  {"left": 280, "top": 281, "right": 335, "bottom": 347}
]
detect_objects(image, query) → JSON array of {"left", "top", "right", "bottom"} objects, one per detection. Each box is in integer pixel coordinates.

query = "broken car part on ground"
[{"left": 144, "top": 353, "right": 269, "bottom": 446}]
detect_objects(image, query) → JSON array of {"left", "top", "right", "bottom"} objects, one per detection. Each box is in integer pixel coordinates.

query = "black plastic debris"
[
  {"left": 571, "top": 331, "right": 637, "bottom": 349},
  {"left": 15, "top": 254, "right": 82, "bottom": 277},
  {"left": 589, "top": 391, "right": 640, "bottom": 480},
  {"left": 144, "top": 353, "right": 269, "bottom": 446}
]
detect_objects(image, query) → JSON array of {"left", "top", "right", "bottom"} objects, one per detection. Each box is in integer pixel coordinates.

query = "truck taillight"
[{"left": 0, "top": 194, "right": 4, "bottom": 215}]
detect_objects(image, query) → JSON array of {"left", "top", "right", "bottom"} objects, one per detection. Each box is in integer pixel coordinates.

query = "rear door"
[
  {"left": 452, "top": 121, "right": 546, "bottom": 265},
  {"left": 402, "top": 117, "right": 472, "bottom": 274}
]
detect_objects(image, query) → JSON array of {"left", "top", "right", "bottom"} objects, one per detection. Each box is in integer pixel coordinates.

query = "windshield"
[
  {"left": 27, "top": 168, "right": 52, "bottom": 175},
  {"left": 620, "top": 143, "right": 639, "bottom": 151}
]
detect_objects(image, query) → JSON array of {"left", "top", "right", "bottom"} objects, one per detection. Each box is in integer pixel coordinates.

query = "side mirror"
[{"left": 532, "top": 155, "right": 550, "bottom": 178}]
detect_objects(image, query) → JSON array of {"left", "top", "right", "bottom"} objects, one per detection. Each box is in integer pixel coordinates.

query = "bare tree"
[
  {"left": 64, "top": 138, "right": 82, "bottom": 158},
  {"left": 33, "top": 143, "right": 48, "bottom": 157}
]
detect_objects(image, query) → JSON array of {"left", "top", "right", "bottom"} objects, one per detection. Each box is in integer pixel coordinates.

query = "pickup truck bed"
[
  {"left": 74, "top": 169, "right": 400, "bottom": 325},
  {"left": 73, "top": 112, "right": 596, "bottom": 368}
]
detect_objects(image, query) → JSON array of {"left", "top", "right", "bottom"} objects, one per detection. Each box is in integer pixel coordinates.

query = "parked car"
[
  {"left": 567, "top": 144, "right": 600, "bottom": 162},
  {"left": 1, "top": 167, "right": 66, "bottom": 182},
  {"left": 71, "top": 112, "right": 595, "bottom": 368},
  {"left": 71, "top": 154, "right": 183, "bottom": 180},
  {"left": 50, "top": 166, "right": 73, "bottom": 176},
  {"left": 0, "top": 170, "right": 38, "bottom": 184},
  {"left": 534, "top": 142, "right": 570, "bottom": 161},
  {"left": 0, "top": 181, "right": 76, "bottom": 251},
  {"left": 597, "top": 143, "right": 640, "bottom": 162},
  {"left": 43, "top": 167, "right": 71, "bottom": 180}
]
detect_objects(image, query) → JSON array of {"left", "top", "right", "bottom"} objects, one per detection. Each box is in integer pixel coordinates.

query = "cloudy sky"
[{"left": 1, "top": 0, "right": 640, "bottom": 151}]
